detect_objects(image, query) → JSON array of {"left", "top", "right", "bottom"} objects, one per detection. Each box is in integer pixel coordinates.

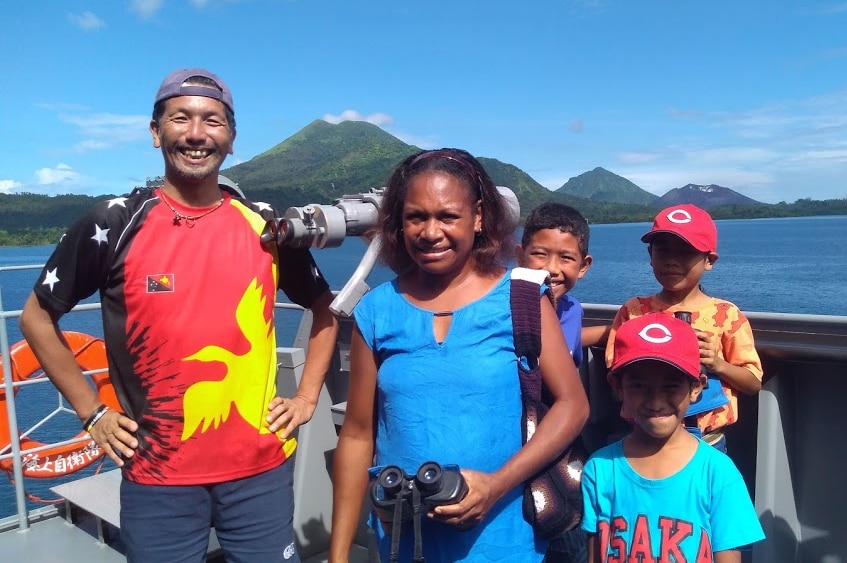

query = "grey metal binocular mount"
[
  {"left": 260, "top": 188, "right": 385, "bottom": 251},
  {"left": 261, "top": 186, "right": 519, "bottom": 317}
]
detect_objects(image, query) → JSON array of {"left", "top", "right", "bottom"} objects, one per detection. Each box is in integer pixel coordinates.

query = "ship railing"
[
  {"left": 0, "top": 264, "right": 310, "bottom": 534},
  {"left": 5, "top": 257, "right": 847, "bottom": 561},
  {"left": 581, "top": 305, "right": 847, "bottom": 563},
  {"left": 0, "top": 266, "right": 125, "bottom": 531}
]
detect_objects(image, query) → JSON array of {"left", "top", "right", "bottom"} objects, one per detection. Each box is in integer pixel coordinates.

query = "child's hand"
[{"left": 697, "top": 331, "right": 723, "bottom": 371}]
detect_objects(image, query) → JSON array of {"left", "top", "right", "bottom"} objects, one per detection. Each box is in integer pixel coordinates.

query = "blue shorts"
[{"left": 120, "top": 461, "right": 299, "bottom": 563}]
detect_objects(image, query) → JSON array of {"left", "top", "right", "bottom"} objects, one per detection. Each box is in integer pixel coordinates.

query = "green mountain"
[
  {"left": 476, "top": 157, "right": 552, "bottom": 215},
  {"left": 3, "top": 119, "right": 847, "bottom": 247},
  {"left": 555, "top": 167, "right": 658, "bottom": 205},
  {"left": 222, "top": 119, "right": 554, "bottom": 214},
  {"left": 222, "top": 120, "right": 417, "bottom": 211}
]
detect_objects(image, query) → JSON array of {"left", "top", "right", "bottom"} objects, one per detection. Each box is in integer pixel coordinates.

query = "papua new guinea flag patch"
[{"left": 147, "top": 274, "right": 175, "bottom": 293}]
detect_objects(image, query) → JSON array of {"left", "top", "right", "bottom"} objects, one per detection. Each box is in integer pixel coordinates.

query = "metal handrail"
[
  {"left": 0, "top": 265, "right": 41, "bottom": 529},
  {"left": 0, "top": 265, "right": 308, "bottom": 530}
]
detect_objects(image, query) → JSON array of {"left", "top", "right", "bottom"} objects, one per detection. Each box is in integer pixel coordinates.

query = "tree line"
[{"left": 1, "top": 191, "right": 845, "bottom": 247}]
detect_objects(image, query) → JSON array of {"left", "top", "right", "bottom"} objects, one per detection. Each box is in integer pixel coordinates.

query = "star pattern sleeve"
[{"left": 33, "top": 196, "right": 132, "bottom": 314}]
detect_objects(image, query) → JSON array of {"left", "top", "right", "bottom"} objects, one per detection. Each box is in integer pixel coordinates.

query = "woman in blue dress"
[{"left": 329, "top": 148, "right": 589, "bottom": 562}]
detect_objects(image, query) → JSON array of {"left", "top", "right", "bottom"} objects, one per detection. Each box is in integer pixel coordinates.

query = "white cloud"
[
  {"left": 130, "top": 0, "right": 163, "bottom": 18},
  {"left": 0, "top": 180, "right": 23, "bottom": 194},
  {"left": 614, "top": 142, "right": 780, "bottom": 200},
  {"left": 130, "top": 0, "right": 234, "bottom": 18},
  {"left": 716, "top": 91, "right": 847, "bottom": 142},
  {"left": 819, "top": 3, "right": 847, "bottom": 14},
  {"left": 684, "top": 146, "right": 776, "bottom": 166},
  {"left": 567, "top": 0, "right": 607, "bottom": 15},
  {"left": 788, "top": 148, "right": 847, "bottom": 166},
  {"left": 819, "top": 46, "right": 847, "bottom": 59},
  {"left": 586, "top": 90, "right": 847, "bottom": 202},
  {"left": 74, "top": 140, "right": 113, "bottom": 152},
  {"left": 322, "top": 110, "right": 394, "bottom": 127},
  {"left": 390, "top": 130, "right": 439, "bottom": 150},
  {"left": 67, "top": 11, "right": 105, "bottom": 31},
  {"left": 623, "top": 168, "right": 775, "bottom": 196},
  {"left": 36, "top": 102, "right": 90, "bottom": 112},
  {"left": 618, "top": 151, "right": 661, "bottom": 164},
  {"left": 58, "top": 112, "right": 150, "bottom": 152},
  {"left": 320, "top": 110, "right": 439, "bottom": 148},
  {"left": 35, "top": 164, "right": 81, "bottom": 186},
  {"left": 668, "top": 108, "right": 703, "bottom": 119}
]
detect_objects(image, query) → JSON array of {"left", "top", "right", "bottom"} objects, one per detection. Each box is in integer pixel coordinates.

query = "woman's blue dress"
[{"left": 354, "top": 271, "right": 546, "bottom": 562}]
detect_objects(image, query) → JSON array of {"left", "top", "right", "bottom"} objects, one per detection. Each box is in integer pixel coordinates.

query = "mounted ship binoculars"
[
  {"left": 261, "top": 185, "right": 519, "bottom": 317},
  {"left": 260, "top": 186, "right": 520, "bottom": 249},
  {"left": 260, "top": 188, "right": 385, "bottom": 249}
]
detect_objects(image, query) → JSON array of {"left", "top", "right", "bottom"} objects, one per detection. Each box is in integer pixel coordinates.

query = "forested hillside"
[{"left": 3, "top": 120, "right": 846, "bottom": 246}]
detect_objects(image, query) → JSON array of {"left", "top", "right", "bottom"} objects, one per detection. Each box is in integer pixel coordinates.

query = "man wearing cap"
[
  {"left": 603, "top": 204, "right": 762, "bottom": 453},
  {"left": 20, "top": 68, "right": 339, "bottom": 562},
  {"left": 583, "top": 313, "right": 764, "bottom": 562}
]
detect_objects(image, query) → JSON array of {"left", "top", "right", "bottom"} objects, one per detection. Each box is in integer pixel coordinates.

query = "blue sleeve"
[
  {"left": 557, "top": 295, "right": 584, "bottom": 366},
  {"left": 580, "top": 454, "right": 601, "bottom": 534},
  {"left": 352, "top": 287, "right": 378, "bottom": 352}
]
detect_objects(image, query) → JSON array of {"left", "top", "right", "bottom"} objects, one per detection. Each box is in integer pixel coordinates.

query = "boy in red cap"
[
  {"left": 604, "top": 204, "right": 762, "bottom": 452},
  {"left": 583, "top": 314, "right": 764, "bottom": 561}
]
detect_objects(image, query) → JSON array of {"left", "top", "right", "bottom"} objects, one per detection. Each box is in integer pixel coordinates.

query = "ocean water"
[
  {"left": 571, "top": 214, "right": 847, "bottom": 316},
  {"left": 1, "top": 214, "right": 846, "bottom": 516}
]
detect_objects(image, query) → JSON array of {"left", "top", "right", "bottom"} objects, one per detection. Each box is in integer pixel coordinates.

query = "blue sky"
[{"left": 3, "top": 1, "right": 846, "bottom": 204}]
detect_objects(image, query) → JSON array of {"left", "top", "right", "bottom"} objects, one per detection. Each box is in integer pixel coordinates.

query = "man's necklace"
[{"left": 159, "top": 190, "right": 224, "bottom": 228}]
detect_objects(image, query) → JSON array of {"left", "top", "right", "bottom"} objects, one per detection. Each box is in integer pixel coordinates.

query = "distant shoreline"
[
  {"left": 2, "top": 212, "right": 846, "bottom": 248},
  {"left": 0, "top": 209, "right": 847, "bottom": 248}
]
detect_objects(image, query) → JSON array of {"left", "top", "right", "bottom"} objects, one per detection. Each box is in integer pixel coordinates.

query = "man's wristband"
[{"left": 83, "top": 404, "right": 110, "bottom": 433}]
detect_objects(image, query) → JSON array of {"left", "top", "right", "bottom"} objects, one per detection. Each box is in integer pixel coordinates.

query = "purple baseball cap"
[{"left": 154, "top": 68, "right": 234, "bottom": 114}]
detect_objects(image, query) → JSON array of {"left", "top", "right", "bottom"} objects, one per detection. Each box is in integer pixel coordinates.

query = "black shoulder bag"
[{"left": 510, "top": 268, "right": 587, "bottom": 538}]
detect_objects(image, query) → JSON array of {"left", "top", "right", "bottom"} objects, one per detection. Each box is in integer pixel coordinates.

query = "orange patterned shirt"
[{"left": 605, "top": 296, "right": 763, "bottom": 433}]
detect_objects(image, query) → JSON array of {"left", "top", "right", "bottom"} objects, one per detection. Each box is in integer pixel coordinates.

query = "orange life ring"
[{"left": 0, "top": 331, "right": 120, "bottom": 479}]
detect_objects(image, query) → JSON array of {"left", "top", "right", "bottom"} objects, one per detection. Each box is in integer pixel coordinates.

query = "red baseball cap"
[
  {"left": 641, "top": 204, "right": 717, "bottom": 253},
  {"left": 610, "top": 313, "right": 701, "bottom": 379}
]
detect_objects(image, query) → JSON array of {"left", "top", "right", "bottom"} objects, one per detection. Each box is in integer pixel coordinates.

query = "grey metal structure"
[{"left": 3, "top": 294, "right": 846, "bottom": 561}]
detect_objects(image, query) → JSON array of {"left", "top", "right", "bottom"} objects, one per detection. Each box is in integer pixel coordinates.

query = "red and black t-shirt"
[{"left": 34, "top": 188, "right": 329, "bottom": 485}]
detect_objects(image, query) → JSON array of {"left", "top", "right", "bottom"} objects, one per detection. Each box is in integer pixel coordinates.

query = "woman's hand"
[{"left": 430, "top": 469, "right": 504, "bottom": 529}]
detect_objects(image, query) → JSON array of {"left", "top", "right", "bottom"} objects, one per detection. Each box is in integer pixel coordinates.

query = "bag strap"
[{"left": 510, "top": 268, "right": 552, "bottom": 404}]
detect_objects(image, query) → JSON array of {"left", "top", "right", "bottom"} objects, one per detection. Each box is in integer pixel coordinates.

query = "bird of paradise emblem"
[{"left": 180, "top": 278, "right": 279, "bottom": 441}]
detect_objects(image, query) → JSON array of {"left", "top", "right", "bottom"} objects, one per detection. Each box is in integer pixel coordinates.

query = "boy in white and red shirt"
[{"left": 604, "top": 204, "right": 762, "bottom": 451}]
